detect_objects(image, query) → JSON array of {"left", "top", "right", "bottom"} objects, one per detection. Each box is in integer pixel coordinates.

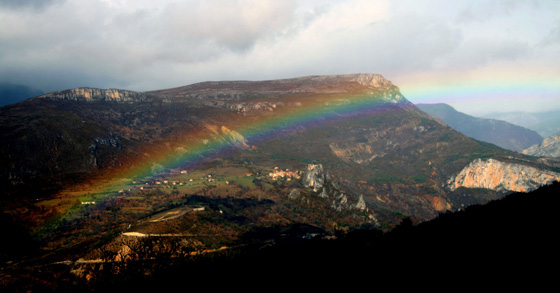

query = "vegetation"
[
  {"left": 3, "top": 181, "right": 556, "bottom": 291},
  {"left": 2, "top": 77, "right": 558, "bottom": 291}
]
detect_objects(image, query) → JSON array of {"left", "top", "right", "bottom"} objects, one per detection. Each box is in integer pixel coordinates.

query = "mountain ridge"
[
  {"left": 3, "top": 74, "right": 558, "bottom": 215},
  {"left": 417, "top": 102, "right": 543, "bottom": 152},
  {"left": 483, "top": 110, "right": 560, "bottom": 138}
]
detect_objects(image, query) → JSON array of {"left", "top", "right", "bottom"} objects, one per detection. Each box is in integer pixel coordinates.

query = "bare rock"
[
  {"left": 448, "top": 158, "right": 560, "bottom": 193},
  {"left": 37, "top": 87, "right": 152, "bottom": 103},
  {"left": 523, "top": 132, "right": 560, "bottom": 158},
  {"left": 302, "top": 164, "right": 325, "bottom": 192}
]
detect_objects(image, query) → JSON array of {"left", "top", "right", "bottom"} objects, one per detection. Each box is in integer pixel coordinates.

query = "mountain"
[
  {"left": 0, "top": 82, "right": 43, "bottom": 107},
  {"left": 2, "top": 73, "right": 560, "bottom": 289},
  {"left": 417, "top": 103, "right": 543, "bottom": 152},
  {"left": 523, "top": 131, "right": 560, "bottom": 158},
  {"left": 526, "top": 116, "right": 560, "bottom": 138},
  {"left": 2, "top": 73, "right": 559, "bottom": 222},
  {"left": 483, "top": 110, "right": 560, "bottom": 138}
]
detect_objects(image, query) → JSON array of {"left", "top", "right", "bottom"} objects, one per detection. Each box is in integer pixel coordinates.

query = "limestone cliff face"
[
  {"left": 448, "top": 158, "right": 560, "bottom": 193},
  {"left": 523, "top": 132, "right": 560, "bottom": 158},
  {"left": 204, "top": 125, "right": 250, "bottom": 150},
  {"left": 37, "top": 88, "right": 152, "bottom": 102},
  {"left": 219, "top": 126, "right": 250, "bottom": 150}
]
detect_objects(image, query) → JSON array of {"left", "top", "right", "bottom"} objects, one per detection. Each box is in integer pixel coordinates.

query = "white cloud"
[{"left": 0, "top": 0, "right": 558, "bottom": 115}]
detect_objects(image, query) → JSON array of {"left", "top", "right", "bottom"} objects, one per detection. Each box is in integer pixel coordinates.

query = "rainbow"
[
  {"left": 68, "top": 89, "right": 408, "bottom": 201},
  {"left": 395, "top": 73, "right": 560, "bottom": 115},
  {"left": 54, "top": 73, "right": 560, "bottom": 207},
  {"left": 34, "top": 73, "right": 560, "bottom": 239}
]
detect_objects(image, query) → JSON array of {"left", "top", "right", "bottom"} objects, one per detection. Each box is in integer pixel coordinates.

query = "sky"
[{"left": 1, "top": 0, "right": 559, "bottom": 116}]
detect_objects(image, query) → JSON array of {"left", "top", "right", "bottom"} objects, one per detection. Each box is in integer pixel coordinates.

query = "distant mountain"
[
  {"left": 417, "top": 103, "right": 543, "bottom": 152},
  {"left": 523, "top": 131, "right": 560, "bottom": 158},
  {"left": 526, "top": 117, "right": 560, "bottom": 138},
  {"left": 0, "top": 82, "right": 43, "bottom": 107},
  {"left": 482, "top": 111, "right": 541, "bottom": 126},
  {"left": 484, "top": 110, "right": 560, "bottom": 138}
]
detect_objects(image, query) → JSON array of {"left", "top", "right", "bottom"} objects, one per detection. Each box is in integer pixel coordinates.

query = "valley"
[{"left": 1, "top": 74, "right": 559, "bottom": 291}]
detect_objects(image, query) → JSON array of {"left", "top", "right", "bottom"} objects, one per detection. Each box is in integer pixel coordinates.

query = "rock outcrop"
[
  {"left": 301, "top": 164, "right": 366, "bottom": 212},
  {"left": 219, "top": 126, "right": 250, "bottom": 150},
  {"left": 199, "top": 100, "right": 301, "bottom": 113},
  {"left": 523, "top": 131, "right": 560, "bottom": 158},
  {"left": 37, "top": 88, "right": 153, "bottom": 103},
  {"left": 302, "top": 164, "right": 326, "bottom": 192},
  {"left": 202, "top": 125, "right": 250, "bottom": 150},
  {"left": 447, "top": 158, "right": 560, "bottom": 193}
]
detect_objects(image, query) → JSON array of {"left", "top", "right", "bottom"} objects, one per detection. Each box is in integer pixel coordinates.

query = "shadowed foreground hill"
[{"left": 85, "top": 181, "right": 560, "bottom": 291}]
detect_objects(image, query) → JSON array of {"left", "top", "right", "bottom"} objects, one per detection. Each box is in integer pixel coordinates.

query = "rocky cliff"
[
  {"left": 523, "top": 131, "right": 560, "bottom": 158},
  {"left": 301, "top": 164, "right": 366, "bottom": 212},
  {"left": 447, "top": 158, "right": 560, "bottom": 193},
  {"left": 302, "top": 164, "right": 326, "bottom": 192},
  {"left": 37, "top": 87, "right": 153, "bottom": 103}
]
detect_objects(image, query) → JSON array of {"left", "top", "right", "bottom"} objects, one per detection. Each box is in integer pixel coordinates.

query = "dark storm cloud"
[{"left": 0, "top": 0, "right": 63, "bottom": 10}]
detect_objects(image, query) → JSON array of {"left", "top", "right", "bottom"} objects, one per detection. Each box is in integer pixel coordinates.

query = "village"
[
  {"left": 267, "top": 167, "right": 303, "bottom": 181},
  {"left": 132, "top": 166, "right": 304, "bottom": 189},
  {"left": 81, "top": 166, "right": 305, "bottom": 205}
]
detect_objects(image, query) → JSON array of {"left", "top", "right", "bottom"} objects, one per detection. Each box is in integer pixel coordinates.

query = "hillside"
[
  {"left": 11, "top": 181, "right": 557, "bottom": 292},
  {"left": 523, "top": 131, "right": 560, "bottom": 158},
  {"left": 2, "top": 74, "right": 539, "bottom": 223},
  {"left": 417, "top": 103, "right": 543, "bottom": 152}
]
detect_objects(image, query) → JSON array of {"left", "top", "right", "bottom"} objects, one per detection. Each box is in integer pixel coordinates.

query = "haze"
[{"left": 1, "top": 0, "right": 559, "bottom": 116}]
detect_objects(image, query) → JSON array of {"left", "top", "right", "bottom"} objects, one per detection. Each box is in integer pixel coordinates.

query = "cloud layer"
[{"left": 1, "top": 0, "right": 559, "bottom": 114}]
